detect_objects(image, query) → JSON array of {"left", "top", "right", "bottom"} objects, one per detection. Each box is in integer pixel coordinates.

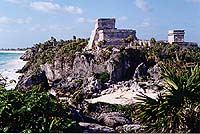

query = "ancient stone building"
[
  {"left": 87, "top": 18, "right": 137, "bottom": 49},
  {"left": 168, "top": 30, "right": 197, "bottom": 46},
  {"left": 168, "top": 30, "right": 185, "bottom": 44}
]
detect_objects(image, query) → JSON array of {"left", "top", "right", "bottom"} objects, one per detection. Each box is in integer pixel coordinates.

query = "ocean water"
[{"left": 0, "top": 51, "right": 26, "bottom": 89}]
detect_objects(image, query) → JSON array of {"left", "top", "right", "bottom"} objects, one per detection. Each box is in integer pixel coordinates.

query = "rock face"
[
  {"left": 20, "top": 47, "right": 145, "bottom": 90},
  {"left": 16, "top": 69, "right": 49, "bottom": 91},
  {"left": 72, "top": 52, "right": 106, "bottom": 77},
  {"left": 40, "top": 56, "right": 74, "bottom": 82},
  {"left": 147, "top": 63, "right": 162, "bottom": 81},
  {"left": 79, "top": 122, "right": 115, "bottom": 133},
  {"left": 20, "top": 48, "right": 37, "bottom": 61},
  {"left": 17, "top": 34, "right": 147, "bottom": 97},
  {"left": 98, "top": 112, "right": 131, "bottom": 128},
  {"left": 116, "top": 124, "right": 146, "bottom": 133},
  {"left": 107, "top": 48, "right": 146, "bottom": 82},
  {"left": 133, "top": 62, "right": 148, "bottom": 80}
]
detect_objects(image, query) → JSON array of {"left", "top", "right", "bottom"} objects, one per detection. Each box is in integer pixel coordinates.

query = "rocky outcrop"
[
  {"left": 98, "top": 112, "right": 131, "bottom": 128},
  {"left": 107, "top": 48, "right": 146, "bottom": 82},
  {"left": 133, "top": 62, "right": 148, "bottom": 80},
  {"left": 147, "top": 63, "right": 162, "bottom": 81},
  {"left": 72, "top": 52, "right": 106, "bottom": 77},
  {"left": 16, "top": 69, "right": 49, "bottom": 91},
  {"left": 81, "top": 76, "right": 103, "bottom": 97},
  {"left": 116, "top": 124, "right": 146, "bottom": 133},
  {"left": 79, "top": 122, "right": 115, "bottom": 133},
  {"left": 87, "top": 79, "right": 160, "bottom": 105},
  {"left": 20, "top": 48, "right": 37, "bottom": 61},
  {"left": 40, "top": 57, "right": 72, "bottom": 82}
]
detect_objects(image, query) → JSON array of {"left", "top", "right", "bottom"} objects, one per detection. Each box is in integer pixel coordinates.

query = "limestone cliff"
[{"left": 17, "top": 37, "right": 146, "bottom": 93}]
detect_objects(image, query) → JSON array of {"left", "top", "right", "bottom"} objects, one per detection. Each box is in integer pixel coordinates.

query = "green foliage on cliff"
[
  {"left": 0, "top": 87, "right": 80, "bottom": 133},
  {"left": 31, "top": 37, "right": 88, "bottom": 70},
  {"left": 136, "top": 64, "right": 200, "bottom": 133},
  {"left": 134, "top": 43, "right": 200, "bottom": 133},
  {"left": 146, "top": 43, "right": 200, "bottom": 63},
  {"left": 95, "top": 71, "right": 110, "bottom": 83}
]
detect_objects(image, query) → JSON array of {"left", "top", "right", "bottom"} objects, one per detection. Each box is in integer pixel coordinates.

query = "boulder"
[
  {"left": 20, "top": 48, "right": 37, "bottom": 61},
  {"left": 16, "top": 62, "right": 30, "bottom": 73},
  {"left": 0, "top": 75, "right": 6, "bottom": 87},
  {"left": 82, "top": 76, "right": 103, "bottom": 95},
  {"left": 98, "top": 112, "right": 131, "bottom": 128},
  {"left": 52, "top": 78, "right": 83, "bottom": 92},
  {"left": 79, "top": 122, "right": 115, "bottom": 133},
  {"left": 116, "top": 124, "right": 146, "bottom": 133},
  {"left": 133, "top": 62, "right": 148, "bottom": 80},
  {"left": 147, "top": 63, "right": 162, "bottom": 81},
  {"left": 16, "top": 69, "right": 49, "bottom": 91},
  {"left": 107, "top": 48, "right": 146, "bottom": 82},
  {"left": 72, "top": 52, "right": 106, "bottom": 77}
]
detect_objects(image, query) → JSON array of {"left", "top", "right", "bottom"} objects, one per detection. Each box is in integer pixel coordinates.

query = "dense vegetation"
[
  {"left": 0, "top": 86, "right": 81, "bottom": 133},
  {"left": 145, "top": 42, "right": 200, "bottom": 63},
  {"left": 28, "top": 37, "right": 88, "bottom": 72},
  {"left": 135, "top": 41, "right": 200, "bottom": 133}
]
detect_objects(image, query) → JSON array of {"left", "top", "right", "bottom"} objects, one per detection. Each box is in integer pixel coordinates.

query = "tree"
[
  {"left": 150, "top": 37, "right": 156, "bottom": 45},
  {"left": 0, "top": 74, "right": 80, "bottom": 133},
  {"left": 135, "top": 64, "right": 200, "bottom": 133},
  {"left": 73, "top": 35, "right": 76, "bottom": 40},
  {"left": 0, "top": 88, "right": 80, "bottom": 133}
]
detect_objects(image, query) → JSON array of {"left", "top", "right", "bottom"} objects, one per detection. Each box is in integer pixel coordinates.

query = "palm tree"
[
  {"left": 150, "top": 37, "right": 156, "bottom": 45},
  {"left": 135, "top": 63, "right": 200, "bottom": 133}
]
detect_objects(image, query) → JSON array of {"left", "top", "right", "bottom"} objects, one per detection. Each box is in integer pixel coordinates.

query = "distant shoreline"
[{"left": 0, "top": 50, "right": 26, "bottom": 53}]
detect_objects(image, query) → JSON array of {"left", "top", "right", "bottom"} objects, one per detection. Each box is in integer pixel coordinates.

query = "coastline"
[
  {"left": 0, "top": 50, "right": 26, "bottom": 53},
  {"left": 0, "top": 51, "right": 26, "bottom": 89}
]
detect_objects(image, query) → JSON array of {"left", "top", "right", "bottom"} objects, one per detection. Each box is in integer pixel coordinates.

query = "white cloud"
[
  {"left": 135, "top": 0, "right": 152, "bottom": 12},
  {"left": 30, "top": 24, "right": 71, "bottom": 32},
  {"left": 0, "top": 16, "right": 31, "bottom": 24},
  {"left": 4, "top": 0, "right": 27, "bottom": 4},
  {"left": 137, "top": 19, "right": 151, "bottom": 28},
  {"left": 63, "top": 6, "right": 83, "bottom": 14},
  {"left": 0, "top": 28, "right": 18, "bottom": 33},
  {"left": 118, "top": 16, "right": 128, "bottom": 21},
  {"left": 4, "top": 0, "right": 21, "bottom": 4},
  {"left": 30, "top": 1, "right": 83, "bottom": 14},
  {"left": 140, "top": 21, "right": 150, "bottom": 28},
  {"left": 77, "top": 17, "right": 95, "bottom": 23}
]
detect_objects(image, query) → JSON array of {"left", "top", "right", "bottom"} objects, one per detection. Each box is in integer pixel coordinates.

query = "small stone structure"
[
  {"left": 168, "top": 30, "right": 197, "bottom": 46},
  {"left": 168, "top": 30, "right": 185, "bottom": 44},
  {"left": 87, "top": 18, "right": 137, "bottom": 50}
]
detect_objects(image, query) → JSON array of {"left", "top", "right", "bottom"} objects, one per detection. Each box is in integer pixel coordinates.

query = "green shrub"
[
  {"left": 95, "top": 72, "right": 110, "bottom": 83},
  {"left": 0, "top": 89, "right": 81, "bottom": 133},
  {"left": 135, "top": 64, "right": 200, "bottom": 133}
]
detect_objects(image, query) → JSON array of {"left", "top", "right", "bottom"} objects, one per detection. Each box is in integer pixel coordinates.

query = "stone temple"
[
  {"left": 87, "top": 18, "right": 137, "bottom": 50},
  {"left": 168, "top": 30, "right": 185, "bottom": 44},
  {"left": 168, "top": 29, "right": 197, "bottom": 46}
]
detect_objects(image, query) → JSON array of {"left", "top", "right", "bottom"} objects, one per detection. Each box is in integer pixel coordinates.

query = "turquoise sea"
[{"left": 0, "top": 51, "right": 26, "bottom": 89}]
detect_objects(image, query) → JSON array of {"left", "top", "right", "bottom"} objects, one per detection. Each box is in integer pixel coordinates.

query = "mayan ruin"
[
  {"left": 86, "top": 18, "right": 197, "bottom": 50},
  {"left": 87, "top": 18, "right": 137, "bottom": 49}
]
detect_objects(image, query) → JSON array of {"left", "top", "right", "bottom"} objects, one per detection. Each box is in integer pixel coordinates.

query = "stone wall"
[
  {"left": 95, "top": 18, "right": 115, "bottom": 30},
  {"left": 87, "top": 18, "right": 137, "bottom": 49},
  {"left": 99, "top": 29, "right": 136, "bottom": 41}
]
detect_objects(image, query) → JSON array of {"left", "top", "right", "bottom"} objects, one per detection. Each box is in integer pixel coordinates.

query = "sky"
[{"left": 0, "top": 0, "right": 199, "bottom": 48}]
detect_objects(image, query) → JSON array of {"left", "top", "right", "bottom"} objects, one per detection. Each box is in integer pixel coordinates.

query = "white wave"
[{"left": 0, "top": 55, "right": 26, "bottom": 89}]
